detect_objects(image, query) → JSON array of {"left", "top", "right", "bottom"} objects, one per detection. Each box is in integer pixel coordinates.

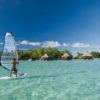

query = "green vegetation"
[
  {"left": 75, "top": 51, "right": 100, "bottom": 59},
  {"left": 17, "top": 50, "right": 100, "bottom": 60},
  {"left": 91, "top": 51, "right": 100, "bottom": 58},
  {"left": 18, "top": 48, "right": 73, "bottom": 60},
  {"left": 75, "top": 53, "right": 83, "bottom": 59},
  {"left": 1, "top": 49, "right": 100, "bottom": 60}
]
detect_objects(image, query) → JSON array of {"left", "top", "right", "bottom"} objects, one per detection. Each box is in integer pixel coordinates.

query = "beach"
[{"left": 0, "top": 59, "right": 100, "bottom": 100}]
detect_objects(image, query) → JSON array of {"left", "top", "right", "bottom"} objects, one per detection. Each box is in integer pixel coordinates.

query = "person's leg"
[
  {"left": 14, "top": 69, "right": 17, "bottom": 77},
  {"left": 10, "top": 70, "right": 12, "bottom": 77}
]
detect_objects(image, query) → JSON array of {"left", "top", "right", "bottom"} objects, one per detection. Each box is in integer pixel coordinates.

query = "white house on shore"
[
  {"left": 82, "top": 52, "right": 93, "bottom": 59},
  {"left": 61, "top": 53, "right": 69, "bottom": 60},
  {"left": 41, "top": 54, "right": 50, "bottom": 60}
]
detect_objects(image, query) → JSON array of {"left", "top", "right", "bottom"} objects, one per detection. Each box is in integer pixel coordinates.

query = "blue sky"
[{"left": 0, "top": 0, "right": 100, "bottom": 55}]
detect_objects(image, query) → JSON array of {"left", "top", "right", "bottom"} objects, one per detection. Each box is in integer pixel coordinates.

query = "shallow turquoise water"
[{"left": 0, "top": 59, "right": 100, "bottom": 100}]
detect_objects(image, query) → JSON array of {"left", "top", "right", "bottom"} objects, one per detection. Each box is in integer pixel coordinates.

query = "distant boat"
[{"left": 28, "top": 59, "right": 32, "bottom": 61}]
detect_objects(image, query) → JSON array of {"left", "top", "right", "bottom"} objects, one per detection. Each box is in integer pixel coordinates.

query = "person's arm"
[{"left": 16, "top": 61, "right": 19, "bottom": 65}]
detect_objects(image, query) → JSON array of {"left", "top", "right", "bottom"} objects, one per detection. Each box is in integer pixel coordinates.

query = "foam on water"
[{"left": 0, "top": 59, "right": 100, "bottom": 100}]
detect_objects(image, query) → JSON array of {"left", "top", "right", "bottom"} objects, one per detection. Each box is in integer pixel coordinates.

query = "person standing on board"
[{"left": 10, "top": 58, "right": 18, "bottom": 77}]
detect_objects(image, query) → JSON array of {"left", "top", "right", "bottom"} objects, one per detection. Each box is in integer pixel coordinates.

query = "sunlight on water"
[{"left": 0, "top": 59, "right": 100, "bottom": 100}]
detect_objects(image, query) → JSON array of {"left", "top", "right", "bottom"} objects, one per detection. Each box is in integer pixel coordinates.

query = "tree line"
[
  {"left": 0, "top": 48, "right": 100, "bottom": 60},
  {"left": 75, "top": 51, "right": 100, "bottom": 59},
  {"left": 18, "top": 48, "right": 73, "bottom": 60}
]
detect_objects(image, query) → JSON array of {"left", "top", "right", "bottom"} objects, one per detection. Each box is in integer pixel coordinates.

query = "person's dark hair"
[{"left": 14, "top": 58, "right": 16, "bottom": 60}]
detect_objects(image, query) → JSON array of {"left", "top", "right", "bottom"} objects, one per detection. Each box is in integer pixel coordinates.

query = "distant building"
[
  {"left": 61, "top": 53, "right": 69, "bottom": 60},
  {"left": 41, "top": 53, "right": 50, "bottom": 60},
  {"left": 82, "top": 52, "right": 93, "bottom": 60}
]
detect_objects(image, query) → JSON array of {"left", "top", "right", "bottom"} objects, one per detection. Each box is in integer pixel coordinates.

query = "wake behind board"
[{"left": 0, "top": 73, "right": 27, "bottom": 80}]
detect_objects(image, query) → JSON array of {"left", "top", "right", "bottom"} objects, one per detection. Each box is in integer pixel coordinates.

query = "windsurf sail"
[{"left": 1, "top": 32, "right": 18, "bottom": 71}]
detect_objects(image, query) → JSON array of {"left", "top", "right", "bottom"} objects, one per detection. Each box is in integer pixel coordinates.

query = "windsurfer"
[{"left": 10, "top": 58, "right": 18, "bottom": 77}]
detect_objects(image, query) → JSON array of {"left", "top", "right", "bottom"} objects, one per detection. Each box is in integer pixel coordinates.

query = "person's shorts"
[{"left": 11, "top": 68, "right": 17, "bottom": 72}]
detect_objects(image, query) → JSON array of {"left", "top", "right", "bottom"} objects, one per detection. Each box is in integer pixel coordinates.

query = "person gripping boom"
[{"left": 10, "top": 58, "right": 19, "bottom": 77}]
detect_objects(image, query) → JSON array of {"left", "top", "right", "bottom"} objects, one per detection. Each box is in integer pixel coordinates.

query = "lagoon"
[{"left": 0, "top": 59, "right": 100, "bottom": 100}]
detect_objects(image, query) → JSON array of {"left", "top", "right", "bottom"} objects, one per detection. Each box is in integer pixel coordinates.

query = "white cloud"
[
  {"left": 20, "top": 40, "right": 70, "bottom": 48},
  {"left": 62, "top": 43, "right": 69, "bottom": 47},
  {"left": 20, "top": 40, "right": 41, "bottom": 46},
  {"left": 28, "top": 42, "right": 40, "bottom": 46},
  {"left": 20, "top": 40, "right": 29, "bottom": 45},
  {"left": 72, "top": 42, "right": 90, "bottom": 48},
  {"left": 42, "top": 41, "right": 61, "bottom": 48}
]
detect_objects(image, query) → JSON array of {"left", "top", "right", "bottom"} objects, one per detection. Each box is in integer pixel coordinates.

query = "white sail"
[{"left": 1, "top": 32, "right": 18, "bottom": 71}]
